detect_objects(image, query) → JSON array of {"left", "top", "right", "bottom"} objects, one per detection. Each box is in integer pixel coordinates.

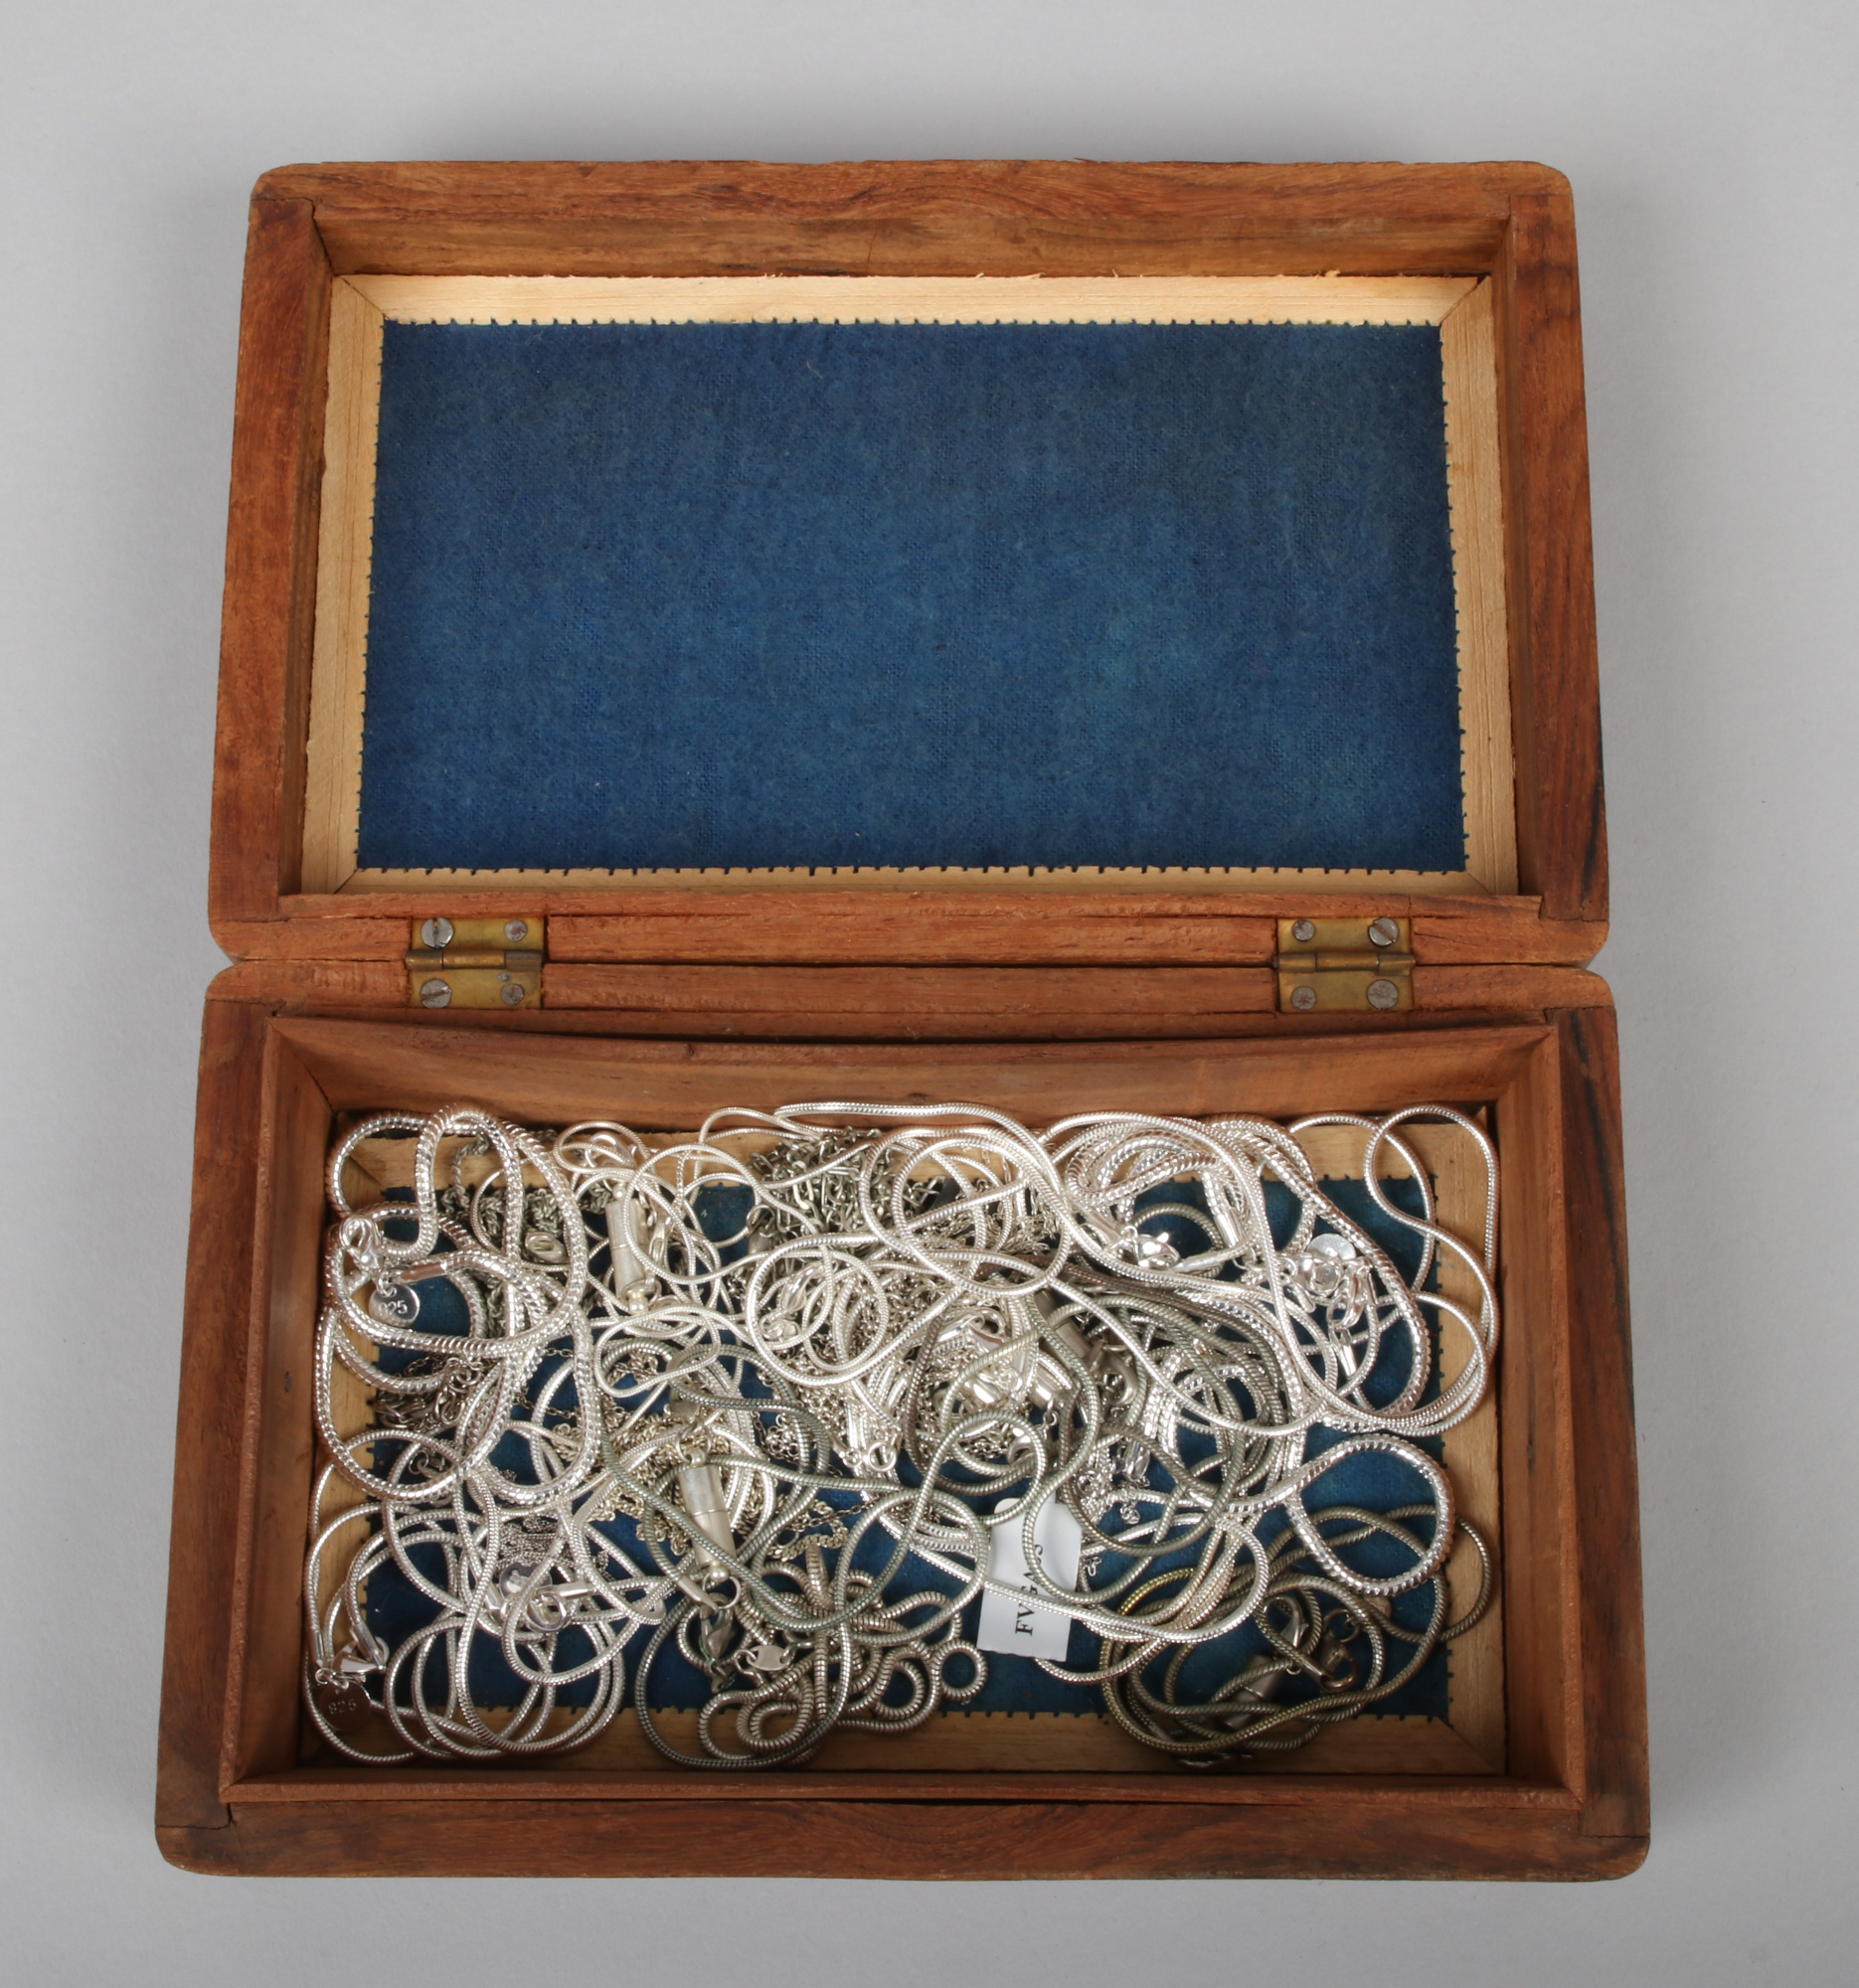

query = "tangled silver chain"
[{"left": 304, "top": 1099, "right": 1497, "bottom": 1767}]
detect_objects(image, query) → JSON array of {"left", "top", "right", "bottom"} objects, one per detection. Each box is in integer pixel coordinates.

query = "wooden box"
[{"left": 157, "top": 160, "right": 1646, "bottom": 1880}]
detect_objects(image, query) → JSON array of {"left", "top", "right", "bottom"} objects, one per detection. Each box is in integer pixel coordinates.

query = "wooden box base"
[{"left": 157, "top": 994, "right": 1645, "bottom": 1878}]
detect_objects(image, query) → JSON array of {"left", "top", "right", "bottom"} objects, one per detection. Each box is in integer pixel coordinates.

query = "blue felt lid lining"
[{"left": 356, "top": 319, "right": 1466, "bottom": 877}]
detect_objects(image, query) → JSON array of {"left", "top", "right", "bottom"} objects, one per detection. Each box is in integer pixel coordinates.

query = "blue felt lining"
[{"left": 356, "top": 320, "right": 1465, "bottom": 875}]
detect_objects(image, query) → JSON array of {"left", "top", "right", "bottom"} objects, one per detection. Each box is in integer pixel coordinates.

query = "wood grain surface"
[
  {"left": 197, "top": 957, "right": 1608, "bottom": 1034},
  {"left": 157, "top": 1002, "right": 269, "bottom": 1830},
  {"left": 251, "top": 158, "right": 1562, "bottom": 279},
  {"left": 218, "top": 893, "right": 1606, "bottom": 971},
  {"left": 267, "top": 1013, "right": 1554, "bottom": 1123},
  {"left": 1504, "top": 189, "right": 1606, "bottom": 921},
  {"left": 162, "top": 1791, "right": 1642, "bottom": 1880},
  {"left": 1553, "top": 1006, "right": 1647, "bottom": 1837},
  {"left": 209, "top": 197, "right": 330, "bottom": 926}
]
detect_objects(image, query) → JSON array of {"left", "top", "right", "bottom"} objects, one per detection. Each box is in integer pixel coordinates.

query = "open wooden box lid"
[{"left": 206, "top": 160, "right": 1608, "bottom": 1036}]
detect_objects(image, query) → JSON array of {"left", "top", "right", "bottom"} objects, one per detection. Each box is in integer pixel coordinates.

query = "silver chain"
[{"left": 303, "top": 1099, "right": 1497, "bottom": 1766}]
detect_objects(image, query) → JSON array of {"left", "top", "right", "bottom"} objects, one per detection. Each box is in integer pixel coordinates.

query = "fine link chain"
[{"left": 303, "top": 1099, "right": 1498, "bottom": 1767}]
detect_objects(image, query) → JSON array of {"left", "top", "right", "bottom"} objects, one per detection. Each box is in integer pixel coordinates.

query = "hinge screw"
[
  {"left": 1290, "top": 918, "right": 1317, "bottom": 943},
  {"left": 421, "top": 916, "right": 454, "bottom": 949},
  {"left": 1367, "top": 978, "right": 1400, "bottom": 1010},
  {"left": 499, "top": 981, "right": 526, "bottom": 1007},
  {"left": 1289, "top": 984, "right": 1318, "bottom": 1011},
  {"left": 1367, "top": 917, "right": 1400, "bottom": 947},
  {"left": 504, "top": 919, "right": 529, "bottom": 943},
  {"left": 419, "top": 978, "right": 451, "bottom": 1008}
]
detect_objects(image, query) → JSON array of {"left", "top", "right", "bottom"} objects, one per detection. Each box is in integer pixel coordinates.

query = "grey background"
[{"left": 1, "top": 1, "right": 1852, "bottom": 1979}]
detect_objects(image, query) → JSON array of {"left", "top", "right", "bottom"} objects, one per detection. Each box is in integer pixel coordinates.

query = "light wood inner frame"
[
  {"left": 302, "top": 275, "right": 1517, "bottom": 902},
  {"left": 224, "top": 1020, "right": 1574, "bottom": 1804}
]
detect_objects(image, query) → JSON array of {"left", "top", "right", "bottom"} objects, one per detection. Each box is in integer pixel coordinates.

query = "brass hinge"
[
  {"left": 406, "top": 915, "right": 545, "bottom": 1009},
  {"left": 1274, "top": 916, "right": 1414, "bottom": 1013}
]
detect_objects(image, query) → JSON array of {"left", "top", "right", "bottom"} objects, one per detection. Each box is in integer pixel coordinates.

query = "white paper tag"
[{"left": 976, "top": 1498, "right": 1084, "bottom": 1661}]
